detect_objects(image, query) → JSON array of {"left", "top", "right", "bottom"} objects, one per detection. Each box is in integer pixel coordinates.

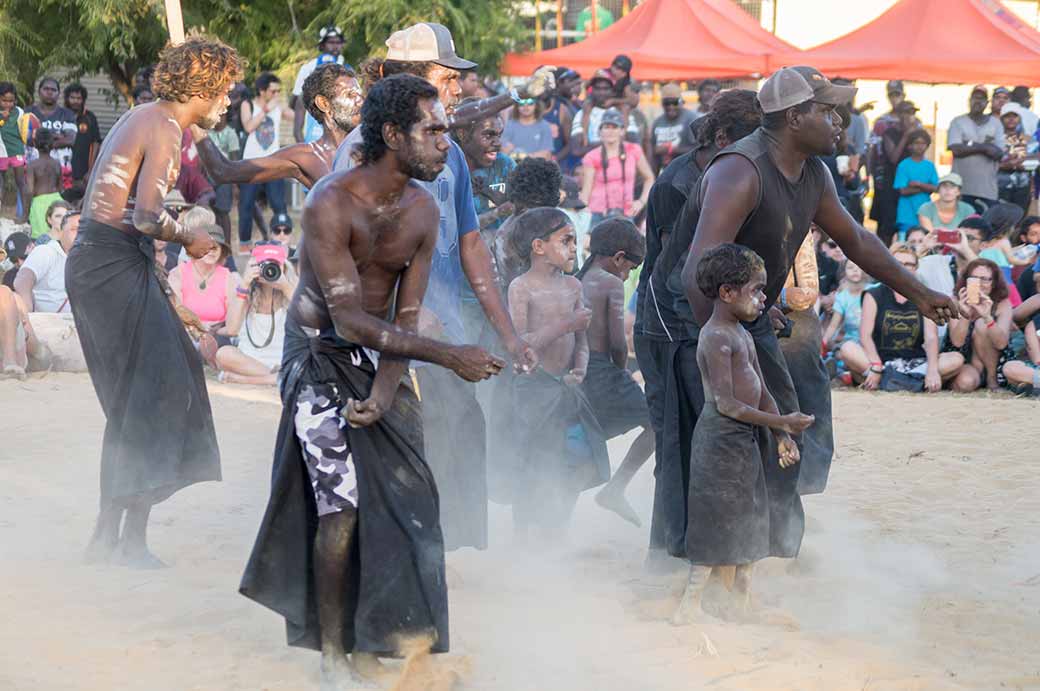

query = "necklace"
[{"left": 193, "top": 261, "right": 217, "bottom": 290}]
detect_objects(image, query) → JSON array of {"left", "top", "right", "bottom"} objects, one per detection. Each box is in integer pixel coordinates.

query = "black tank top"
[
  {"left": 867, "top": 284, "right": 925, "bottom": 362},
  {"left": 712, "top": 129, "right": 828, "bottom": 308}
]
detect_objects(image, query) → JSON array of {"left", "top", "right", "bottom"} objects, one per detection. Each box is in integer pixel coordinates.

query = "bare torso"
[
  {"left": 510, "top": 271, "right": 584, "bottom": 375},
  {"left": 580, "top": 265, "right": 623, "bottom": 357},
  {"left": 82, "top": 103, "right": 182, "bottom": 234},
  {"left": 290, "top": 168, "right": 436, "bottom": 329},
  {"left": 697, "top": 321, "right": 762, "bottom": 408},
  {"left": 28, "top": 157, "right": 61, "bottom": 196}
]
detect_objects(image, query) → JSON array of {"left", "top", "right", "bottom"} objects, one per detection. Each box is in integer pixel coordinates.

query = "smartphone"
[
  {"left": 966, "top": 276, "right": 981, "bottom": 304},
  {"left": 936, "top": 229, "right": 961, "bottom": 245}
]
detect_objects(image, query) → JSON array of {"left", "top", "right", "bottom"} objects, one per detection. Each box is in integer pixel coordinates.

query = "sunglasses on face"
[
  {"left": 662, "top": 99, "right": 680, "bottom": 106},
  {"left": 271, "top": 227, "right": 292, "bottom": 235},
  {"left": 517, "top": 98, "right": 536, "bottom": 106}
]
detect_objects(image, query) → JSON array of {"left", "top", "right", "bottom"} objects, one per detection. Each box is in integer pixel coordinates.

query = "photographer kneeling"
[{"left": 215, "top": 242, "right": 296, "bottom": 385}]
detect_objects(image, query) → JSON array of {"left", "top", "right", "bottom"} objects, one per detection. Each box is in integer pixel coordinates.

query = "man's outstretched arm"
[
  {"left": 813, "top": 170, "right": 960, "bottom": 324},
  {"left": 191, "top": 125, "right": 311, "bottom": 187}
]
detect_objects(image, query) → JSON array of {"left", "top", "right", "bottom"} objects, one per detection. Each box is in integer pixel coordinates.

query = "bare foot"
[
  {"left": 321, "top": 653, "right": 374, "bottom": 690},
  {"left": 84, "top": 528, "right": 119, "bottom": 564},
  {"left": 445, "top": 564, "right": 464, "bottom": 590},
  {"left": 594, "top": 486, "right": 642, "bottom": 527},
  {"left": 353, "top": 652, "right": 397, "bottom": 687},
  {"left": 697, "top": 573, "right": 731, "bottom": 621},
  {"left": 1, "top": 363, "right": 26, "bottom": 380},
  {"left": 116, "top": 542, "right": 168, "bottom": 569}
]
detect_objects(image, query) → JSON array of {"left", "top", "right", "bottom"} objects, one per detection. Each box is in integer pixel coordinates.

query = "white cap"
[{"left": 385, "top": 23, "right": 477, "bottom": 70}]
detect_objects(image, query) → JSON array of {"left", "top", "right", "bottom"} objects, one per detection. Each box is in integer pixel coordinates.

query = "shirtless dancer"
[
  {"left": 240, "top": 74, "right": 505, "bottom": 689},
  {"left": 190, "top": 62, "right": 361, "bottom": 189},
  {"left": 66, "top": 37, "right": 243, "bottom": 567}
]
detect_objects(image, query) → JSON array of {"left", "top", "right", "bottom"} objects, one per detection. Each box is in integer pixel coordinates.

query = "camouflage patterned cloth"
[{"left": 294, "top": 383, "right": 358, "bottom": 515}]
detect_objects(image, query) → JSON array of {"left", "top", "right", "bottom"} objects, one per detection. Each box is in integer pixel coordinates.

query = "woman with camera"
[
  {"left": 167, "top": 225, "right": 239, "bottom": 363},
  {"left": 945, "top": 257, "right": 1037, "bottom": 393},
  {"left": 579, "top": 107, "right": 654, "bottom": 225},
  {"left": 215, "top": 241, "right": 297, "bottom": 385}
]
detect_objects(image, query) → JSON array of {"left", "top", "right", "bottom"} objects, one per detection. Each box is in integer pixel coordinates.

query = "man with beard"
[
  {"left": 191, "top": 63, "right": 361, "bottom": 190},
  {"left": 658, "top": 67, "right": 959, "bottom": 619},
  {"left": 333, "top": 23, "right": 547, "bottom": 552},
  {"left": 66, "top": 37, "right": 243, "bottom": 567},
  {"left": 454, "top": 100, "right": 515, "bottom": 232},
  {"left": 240, "top": 74, "right": 505, "bottom": 688},
  {"left": 64, "top": 83, "right": 101, "bottom": 185}
]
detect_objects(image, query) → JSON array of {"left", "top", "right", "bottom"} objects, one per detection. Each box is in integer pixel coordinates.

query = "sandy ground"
[{"left": 1, "top": 373, "right": 1038, "bottom": 690}]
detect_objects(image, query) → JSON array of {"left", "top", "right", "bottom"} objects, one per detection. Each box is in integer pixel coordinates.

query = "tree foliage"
[{"left": 0, "top": 0, "right": 523, "bottom": 107}]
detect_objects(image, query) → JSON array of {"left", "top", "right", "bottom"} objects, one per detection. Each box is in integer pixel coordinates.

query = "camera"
[{"left": 251, "top": 243, "right": 289, "bottom": 283}]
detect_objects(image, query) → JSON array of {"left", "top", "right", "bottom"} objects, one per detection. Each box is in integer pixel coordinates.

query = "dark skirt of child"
[
  {"left": 684, "top": 403, "right": 770, "bottom": 566},
  {"left": 488, "top": 368, "right": 610, "bottom": 533},
  {"left": 582, "top": 351, "right": 650, "bottom": 437},
  {"left": 65, "top": 219, "right": 221, "bottom": 506},
  {"left": 414, "top": 364, "right": 488, "bottom": 551},
  {"left": 778, "top": 309, "right": 834, "bottom": 496},
  {"left": 240, "top": 320, "right": 449, "bottom": 656}
]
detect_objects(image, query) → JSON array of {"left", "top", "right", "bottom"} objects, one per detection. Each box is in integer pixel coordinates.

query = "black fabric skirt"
[
  {"left": 488, "top": 368, "right": 610, "bottom": 532},
  {"left": 685, "top": 403, "right": 770, "bottom": 566},
  {"left": 415, "top": 365, "right": 488, "bottom": 551},
  {"left": 239, "top": 320, "right": 449, "bottom": 655},
  {"left": 582, "top": 351, "right": 650, "bottom": 438},
  {"left": 778, "top": 309, "right": 834, "bottom": 496},
  {"left": 65, "top": 219, "right": 220, "bottom": 506}
]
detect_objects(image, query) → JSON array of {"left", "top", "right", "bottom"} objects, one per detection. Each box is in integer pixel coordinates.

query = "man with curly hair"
[
  {"left": 66, "top": 36, "right": 243, "bottom": 569},
  {"left": 191, "top": 63, "right": 362, "bottom": 190},
  {"left": 240, "top": 73, "right": 504, "bottom": 688}
]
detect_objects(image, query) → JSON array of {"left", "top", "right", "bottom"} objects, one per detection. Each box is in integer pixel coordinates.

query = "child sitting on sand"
[
  {"left": 673, "top": 244, "right": 813, "bottom": 623},
  {"left": 823, "top": 260, "right": 869, "bottom": 352},
  {"left": 576, "top": 218, "right": 655, "bottom": 527},
  {"left": 496, "top": 207, "right": 609, "bottom": 540}
]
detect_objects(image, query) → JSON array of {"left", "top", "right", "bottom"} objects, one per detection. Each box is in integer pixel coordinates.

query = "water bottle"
[{"left": 1013, "top": 244, "right": 1038, "bottom": 262}]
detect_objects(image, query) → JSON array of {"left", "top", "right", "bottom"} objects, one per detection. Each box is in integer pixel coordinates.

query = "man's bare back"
[
  {"left": 27, "top": 156, "right": 61, "bottom": 196},
  {"left": 82, "top": 103, "right": 183, "bottom": 235},
  {"left": 509, "top": 272, "right": 585, "bottom": 377}
]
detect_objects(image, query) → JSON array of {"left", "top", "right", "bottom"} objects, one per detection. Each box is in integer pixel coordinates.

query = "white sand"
[{"left": 1, "top": 373, "right": 1037, "bottom": 690}]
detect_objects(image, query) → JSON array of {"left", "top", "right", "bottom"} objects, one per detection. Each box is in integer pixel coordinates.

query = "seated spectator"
[
  {"left": 269, "top": 212, "right": 297, "bottom": 259},
  {"left": 904, "top": 226, "right": 928, "bottom": 256},
  {"left": 893, "top": 129, "right": 938, "bottom": 240},
  {"left": 502, "top": 98, "right": 553, "bottom": 161},
  {"left": 13, "top": 211, "right": 79, "bottom": 313},
  {"left": 39, "top": 199, "right": 72, "bottom": 245},
  {"left": 814, "top": 229, "right": 843, "bottom": 315},
  {"left": 215, "top": 242, "right": 296, "bottom": 385},
  {"left": 917, "top": 173, "right": 975, "bottom": 232},
  {"left": 2, "top": 232, "right": 34, "bottom": 290},
  {"left": 1012, "top": 294, "right": 1040, "bottom": 383},
  {"left": 917, "top": 216, "right": 985, "bottom": 297},
  {"left": 997, "top": 102, "right": 1032, "bottom": 215},
  {"left": 0, "top": 284, "right": 45, "bottom": 378},
  {"left": 823, "top": 260, "right": 869, "bottom": 352},
  {"left": 167, "top": 224, "right": 239, "bottom": 361},
  {"left": 579, "top": 107, "right": 654, "bottom": 225},
  {"left": 841, "top": 244, "right": 963, "bottom": 392},
  {"left": 979, "top": 203, "right": 1030, "bottom": 304},
  {"left": 945, "top": 258, "right": 1037, "bottom": 393}
]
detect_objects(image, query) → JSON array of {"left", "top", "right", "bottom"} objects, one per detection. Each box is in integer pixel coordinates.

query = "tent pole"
[
  {"left": 591, "top": 0, "right": 599, "bottom": 33},
  {"left": 535, "top": 0, "right": 543, "bottom": 51},
  {"left": 164, "top": 0, "right": 185, "bottom": 45},
  {"left": 772, "top": 0, "right": 779, "bottom": 34},
  {"left": 623, "top": 0, "right": 631, "bottom": 15},
  {"left": 557, "top": 0, "right": 564, "bottom": 48}
]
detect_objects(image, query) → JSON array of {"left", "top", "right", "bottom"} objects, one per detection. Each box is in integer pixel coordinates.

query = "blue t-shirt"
[
  {"left": 333, "top": 127, "right": 479, "bottom": 346},
  {"left": 893, "top": 157, "right": 938, "bottom": 228},
  {"left": 833, "top": 289, "right": 863, "bottom": 343},
  {"left": 470, "top": 153, "right": 515, "bottom": 227}
]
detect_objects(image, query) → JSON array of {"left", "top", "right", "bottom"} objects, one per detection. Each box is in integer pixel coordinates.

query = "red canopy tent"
[
  {"left": 501, "top": 0, "right": 797, "bottom": 81},
  {"left": 769, "top": 0, "right": 1040, "bottom": 86}
]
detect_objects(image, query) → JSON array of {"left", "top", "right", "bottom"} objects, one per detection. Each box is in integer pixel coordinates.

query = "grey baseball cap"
[
  {"left": 385, "top": 23, "right": 477, "bottom": 70},
  {"left": 599, "top": 107, "right": 625, "bottom": 129},
  {"left": 758, "top": 66, "right": 857, "bottom": 114}
]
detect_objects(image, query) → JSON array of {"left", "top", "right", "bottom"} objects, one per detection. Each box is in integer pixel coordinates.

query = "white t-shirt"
[
  {"left": 21, "top": 242, "right": 69, "bottom": 313},
  {"left": 242, "top": 103, "right": 282, "bottom": 160}
]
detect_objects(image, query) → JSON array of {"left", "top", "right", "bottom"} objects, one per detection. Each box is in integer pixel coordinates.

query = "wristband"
[
  {"left": 985, "top": 318, "right": 996, "bottom": 328},
  {"left": 779, "top": 288, "right": 789, "bottom": 310},
  {"left": 869, "top": 361, "right": 882, "bottom": 366},
  {"left": 236, "top": 286, "right": 249, "bottom": 296}
]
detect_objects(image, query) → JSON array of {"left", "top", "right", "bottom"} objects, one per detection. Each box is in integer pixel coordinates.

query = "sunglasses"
[
  {"left": 662, "top": 99, "right": 680, "bottom": 106},
  {"left": 271, "top": 227, "right": 292, "bottom": 235},
  {"left": 516, "top": 98, "right": 536, "bottom": 106},
  {"left": 319, "top": 26, "right": 343, "bottom": 39}
]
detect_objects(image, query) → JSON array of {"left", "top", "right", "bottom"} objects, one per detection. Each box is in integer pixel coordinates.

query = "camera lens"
[{"left": 259, "top": 260, "right": 282, "bottom": 282}]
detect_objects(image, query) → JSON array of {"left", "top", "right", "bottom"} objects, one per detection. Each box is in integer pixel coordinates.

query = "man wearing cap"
[
  {"left": 991, "top": 86, "right": 1011, "bottom": 117},
  {"left": 949, "top": 85, "right": 1005, "bottom": 213},
  {"left": 2, "top": 231, "right": 34, "bottom": 290},
  {"left": 572, "top": 69, "right": 639, "bottom": 159},
  {"left": 292, "top": 25, "right": 349, "bottom": 144},
  {"left": 654, "top": 67, "right": 958, "bottom": 609},
  {"left": 650, "top": 83, "right": 698, "bottom": 173},
  {"left": 192, "top": 63, "right": 362, "bottom": 191},
  {"left": 333, "top": 23, "right": 542, "bottom": 552},
  {"left": 998, "top": 102, "right": 1033, "bottom": 213}
]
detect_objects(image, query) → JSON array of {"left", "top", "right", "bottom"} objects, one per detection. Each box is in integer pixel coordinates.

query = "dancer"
[
  {"left": 673, "top": 244, "right": 812, "bottom": 624},
  {"left": 66, "top": 37, "right": 243, "bottom": 567},
  {"left": 191, "top": 63, "right": 361, "bottom": 189},
  {"left": 239, "top": 74, "right": 505, "bottom": 689},
  {"left": 653, "top": 67, "right": 958, "bottom": 569},
  {"left": 576, "top": 218, "right": 655, "bottom": 526}
]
